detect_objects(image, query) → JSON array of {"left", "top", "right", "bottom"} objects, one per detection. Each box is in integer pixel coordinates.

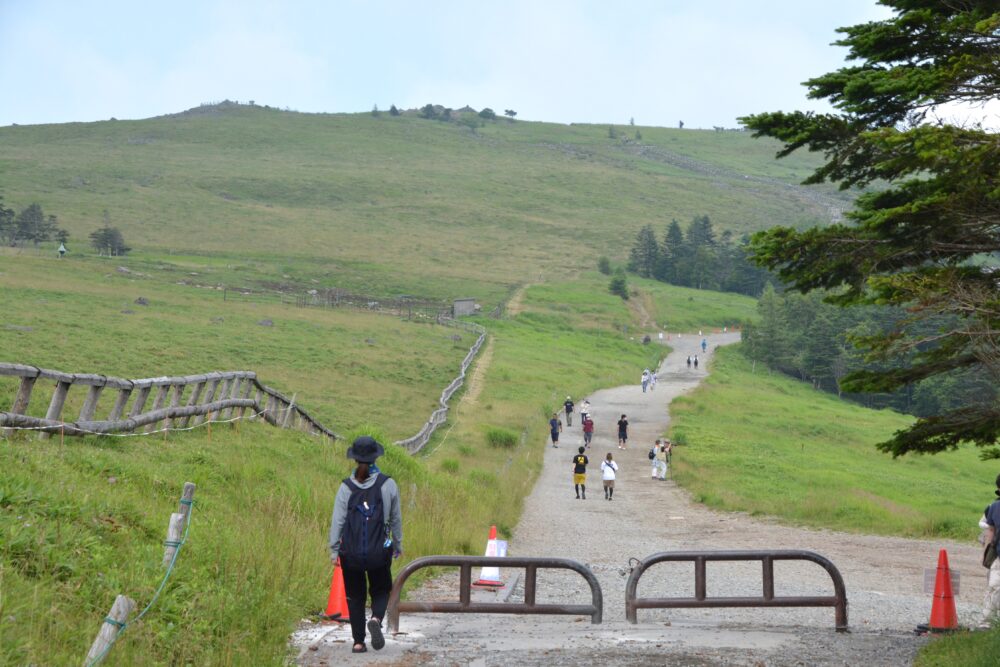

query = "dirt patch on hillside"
[
  {"left": 458, "top": 335, "right": 493, "bottom": 407},
  {"left": 505, "top": 284, "right": 530, "bottom": 317}
]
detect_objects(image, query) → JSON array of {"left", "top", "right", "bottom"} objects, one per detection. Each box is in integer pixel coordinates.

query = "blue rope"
[{"left": 84, "top": 501, "right": 194, "bottom": 667}]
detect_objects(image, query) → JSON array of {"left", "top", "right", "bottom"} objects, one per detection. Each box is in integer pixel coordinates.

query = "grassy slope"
[
  {"left": 0, "top": 255, "right": 470, "bottom": 438},
  {"left": 0, "top": 105, "right": 847, "bottom": 302},
  {"left": 669, "top": 347, "right": 990, "bottom": 539}
]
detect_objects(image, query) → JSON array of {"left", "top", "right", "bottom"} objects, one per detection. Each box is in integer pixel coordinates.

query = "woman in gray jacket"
[{"left": 329, "top": 436, "right": 404, "bottom": 653}]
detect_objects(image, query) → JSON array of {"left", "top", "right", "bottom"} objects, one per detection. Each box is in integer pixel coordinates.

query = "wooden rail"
[{"left": 0, "top": 363, "right": 338, "bottom": 440}]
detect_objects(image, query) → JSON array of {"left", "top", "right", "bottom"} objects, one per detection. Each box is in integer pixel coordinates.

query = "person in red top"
[{"left": 582, "top": 414, "right": 595, "bottom": 448}]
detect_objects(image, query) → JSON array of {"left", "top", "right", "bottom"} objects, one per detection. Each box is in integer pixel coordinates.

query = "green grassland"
[
  {"left": 669, "top": 347, "right": 992, "bottom": 539},
  {"left": 0, "top": 103, "right": 848, "bottom": 302},
  {"left": 0, "top": 254, "right": 469, "bottom": 439}
]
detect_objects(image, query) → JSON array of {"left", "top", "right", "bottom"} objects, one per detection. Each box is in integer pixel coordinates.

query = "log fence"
[
  {"left": 395, "top": 319, "right": 486, "bottom": 454},
  {"left": 0, "top": 363, "right": 338, "bottom": 440}
]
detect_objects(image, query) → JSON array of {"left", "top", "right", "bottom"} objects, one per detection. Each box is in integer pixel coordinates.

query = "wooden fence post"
[
  {"left": 39, "top": 379, "right": 72, "bottom": 441},
  {"left": 107, "top": 386, "right": 132, "bottom": 422},
  {"left": 162, "top": 512, "right": 186, "bottom": 567},
  {"left": 78, "top": 385, "right": 105, "bottom": 423},
  {"left": 3, "top": 375, "right": 36, "bottom": 437},
  {"left": 178, "top": 482, "right": 196, "bottom": 520},
  {"left": 192, "top": 375, "right": 221, "bottom": 426},
  {"left": 281, "top": 394, "right": 297, "bottom": 428},
  {"left": 164, "top": 384, "right": 184, "bottom": 430},
  {"left": 83, "top": 594, "right": 136, "bottom": 666},
  {"left": 144, "top": 385, "right": 170, "bottom": 433},
  {"left": 179, "top": 381, "right": 205, "bottom": 428}
]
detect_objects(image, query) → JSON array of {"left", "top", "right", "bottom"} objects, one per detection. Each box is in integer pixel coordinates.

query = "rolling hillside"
[{"left": 0, "top": 102, "right": 850, "bottom": 304}]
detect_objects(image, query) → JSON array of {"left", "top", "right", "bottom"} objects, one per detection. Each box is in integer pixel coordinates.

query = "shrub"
[
  {"left": 441, "top": 458, "right": 460, "bottom": 473},
  {"left": 484, "top": 426, "right": 518, "bottom": 448}
]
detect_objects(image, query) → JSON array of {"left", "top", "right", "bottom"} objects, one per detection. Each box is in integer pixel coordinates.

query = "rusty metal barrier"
[
  {"left": 625, "top": 550, "right": 848, "bottom": 631},
  {"left": 387, "top": 556, "right": 603, "bottom": 632}
]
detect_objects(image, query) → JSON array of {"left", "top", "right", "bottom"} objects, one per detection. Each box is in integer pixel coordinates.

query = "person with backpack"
[
  {"left": 979, "top": 473, "right": 1000, "bottom": 628},
  {"left": 617, "top": 414, "right": 629, "bottom": 449},
  {"left": 572, "top": 447, "right": 589, "bottom": 499},
  {"left": 648, "top": 439, "right": 660, "bottom": 479},
  {"left": 601, "top": 452, "right": 619, "bottom": 500},
  {"left": 328, "top": 436, "right": 404, "bottom": 654}
]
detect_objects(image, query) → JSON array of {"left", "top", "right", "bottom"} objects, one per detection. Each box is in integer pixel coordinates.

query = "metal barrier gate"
[
  {"left": 387, "top": 556, "right": 603, "bottom": 632},
  {"left": 625, "top": 550, "right": 848, "bottom": 631}
]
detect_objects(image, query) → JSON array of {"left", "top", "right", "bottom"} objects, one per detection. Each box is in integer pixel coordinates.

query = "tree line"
[
  {"left": 741, "top": 285, "right": 996, "bottom": 424},
  {"left": 0, "top": 195, "right": 130, "bottom": 256},
  {"left": 626, "top": 215, "right": 772, "bottom": 296}
]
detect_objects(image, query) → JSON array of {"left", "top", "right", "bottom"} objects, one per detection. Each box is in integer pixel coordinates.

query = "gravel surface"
[{"left": 296, "top": 333, "right": 984, "bottom": 666}]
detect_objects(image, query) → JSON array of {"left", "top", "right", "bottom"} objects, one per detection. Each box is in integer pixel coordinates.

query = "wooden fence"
[
  {"left": 395, "top": 320, "right": 487, "bottom": 454},
  {"left": 0, "top": 363, "right": 338, "bottom": 440}
]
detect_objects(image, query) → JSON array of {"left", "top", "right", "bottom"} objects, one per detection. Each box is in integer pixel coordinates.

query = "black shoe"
[
  {"left": 367, "top": 619, "right": 385, "bottom": 650},
  {"left": 352, "top": 643, "right": 367, "bottom": 653}
]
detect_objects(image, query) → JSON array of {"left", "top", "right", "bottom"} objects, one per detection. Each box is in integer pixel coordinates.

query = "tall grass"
[{"left": 669, "top": 346, "right": 993, "bottom": 539}]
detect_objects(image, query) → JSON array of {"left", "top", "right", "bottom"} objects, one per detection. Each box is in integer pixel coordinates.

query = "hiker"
[
  {"left": 701, "top": 338, "right": 707, "bottom": 353},
  {"left": 549, "top": 412, "right": 562, "bottom": 448},
  {"left": 686, "top": 355, "right": 691, "bottom": 369},
  {"left": 58, "top": 242, "right": 67, "bottom": 259},
  {"left": 649, "top": 439, "right": 661, "bottom": 479},
  {"left": 693, "top": 355, "right": 699, "bottom": 369},
  {"left": 328, "top": 436, "right": 403, "bottom": 654},
  {"left": 979, "top": 473, "right": 1000, "bottom": 628},
  {"left": 564, "top": 396, "right": 575, "bottom": 427},
  {"left": 617, "top": 414, "right": 629, "bottom": 449},
  {"left": 580, "top": 399, "right": 591, "bottom": 424},
  {"left": 582, "top": 413, "right": 595, "bottom": 448},
  {"left": 641, "top": 369, "right": 650, "bottom": 393},
  {"left": 572, "top": 447, "right": 589, "bottom": 499},
  {"left": 601, "top": 453, "right": 619, "bottom": 500},
  {"left": 654, "top": 442, "right": 669, "bottom": 480},
  {"left": 650, "top": 371, "right": 658, "bottom": 391}
]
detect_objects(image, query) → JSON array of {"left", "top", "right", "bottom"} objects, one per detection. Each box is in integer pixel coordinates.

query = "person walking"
[
  {"left": 649, "top": 439, "right": 661, "bottom": 479},
  {"left": 686, "top": 356, "right": 692, "bottom": 369},
  {"left": 601, "top": 453, "right": 619, "bottom": 500},
  {"left": 650, "top": 371, "right": 658, "bottom": 391},
  {"left": 580, "top": 399, "right": 591, "bottom": 424},
  {"left": 582, "top": 413, "right": 595, "bottom": 447},
  {"left": 693, "top": 355, "right": 699, "bottom": 369},
  {"left": 563, "top": 396, "right": 575, "bottom": 427},
  {"left": 572, "top": 447, "right": 589, "bottom": 499},
  {"left": 979, "top": 473, "right": 1000, "bottom": 628},
  {"left": 328, "top": 436, "right": 403, "bottom": 654},
  {"left": 549, "top": 412, "right": 563, "bottom": 448},
  {"left": 654, "top": 442, "right": 669, "bottom": 480},
  {"left": 617, "top": 414, "right": 629, "bottom": 449},
  {"left": 701, "top": 338, "right": 707, "bottom": 353},
  {"left": 641, "top": 369, "right": 650, "bottom": 393}
]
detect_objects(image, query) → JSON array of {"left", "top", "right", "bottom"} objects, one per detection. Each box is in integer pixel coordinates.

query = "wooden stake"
[
  {"left": 84, "top": 594, "right": 136, "bottom": 666},
  {"left": 162, "top": 512, "right": 185, "bottom": 567}
]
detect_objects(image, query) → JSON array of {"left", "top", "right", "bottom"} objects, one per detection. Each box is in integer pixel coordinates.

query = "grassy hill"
[
  {"left": 0, "top": 102, "right": 850, "bottom": 303},
  {"left": 670, "top": 346, "right": 988, "bottom": 539}
]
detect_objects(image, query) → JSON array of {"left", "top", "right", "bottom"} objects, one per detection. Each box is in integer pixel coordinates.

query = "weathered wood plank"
[
  {"left": 78, "top": 385, "right": 105, "bottom": 422},
  {"left": 179, "top": 381, "right": 205, "bottom": 428},
  {"left": 164, "top": 384, "right": 184, "bottom": 430},
  {"left": 162, "top": 512, "right": 185, "bottom": 567},
  {"left": 107, "top": 387, "right": 132, "bottom": 421},
  {"left": 191, "top": 376, "right": 221, "bottom": 426},
  {"left": 38, "top": 380, "right": 71, "bottom": 441},
  {"left": 144, "top": 385, "right": 170, "bottom": 433},
  {"left": 84, "top": 594, "right": 136, "bottom": 666}
]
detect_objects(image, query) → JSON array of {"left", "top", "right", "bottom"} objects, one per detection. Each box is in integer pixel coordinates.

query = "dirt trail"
[{"left": 297, "top": 333, "right": 986, "bottom": 666}]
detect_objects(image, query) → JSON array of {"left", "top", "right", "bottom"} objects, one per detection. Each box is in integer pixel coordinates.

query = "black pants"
[{"left": 342, "top": 562, "right": 393, "bottom": 645}]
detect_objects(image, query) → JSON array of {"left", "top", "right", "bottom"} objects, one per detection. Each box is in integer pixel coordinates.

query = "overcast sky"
[{"left": 0, "top": 0, "right": 895, "bottom": 129}]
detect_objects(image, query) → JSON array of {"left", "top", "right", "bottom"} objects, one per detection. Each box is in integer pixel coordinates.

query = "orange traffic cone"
[
  {"left": 323, "top": 559, "right": 349, "bottom": 621},
  {"left": 928, "top": 549, "right": 959, "bottom": 632},
  {"left": 473, "top": 525, "right": 503, "bottom": 588}
]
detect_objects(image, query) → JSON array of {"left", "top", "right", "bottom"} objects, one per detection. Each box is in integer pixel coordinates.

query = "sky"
[{"left": 0, "top": 0, "right": 897, "bottom": 129}]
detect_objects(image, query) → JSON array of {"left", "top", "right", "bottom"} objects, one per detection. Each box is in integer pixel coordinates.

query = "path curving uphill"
[{"left": 298, "top": 333, "right": 985, "bottom": 666}]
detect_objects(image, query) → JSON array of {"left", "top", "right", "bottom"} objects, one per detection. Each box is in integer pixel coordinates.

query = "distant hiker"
[
  {"left": 654, "top": 442, "right": 669, "bottom": 480},
  {"left": 650, "top": 371, "right": 658, "bottom": 391},
  {"left": 641, "top": 369, "right": 651, "bottom": 393},
  {"left": 564, "top": 396, "right": 575, "bottom": 427},
  {"left": 617, "top": 414, "right": 629, "bottom": 449},
  {"left": 701, "top": 338, "right": 707, "bottom": 352},
  {"left": 58, "top": 242, "right": 67, "bottom": 259},
  {"left": 601, "top": 453, "right": 619, "bottom": 500},
  {"left": 572, "top": 447, "right": 589, "bottom": 499},
  {"left": 582, "top": 414, "right": 595, "bottom": 447},
  {"left": 549, "top": 412, "right": 563, "bottom": 448},
  {"left": 686, "top": 356, "right": 692, "bottom": 369},
  {"left": 580, "top": 399, "right": 591, "bottom": 423},
  {"left": 328, "top": 436, "right": 403, "bottom": 654},
  {"left": 693, "top": 355, "right": 699, "bottom": 369},
  {"left": 649, "top": 439, "right": 661, "bottom": 479},
  {"left": 979, "top": 473, "right": 1000, "bottom": 628}
]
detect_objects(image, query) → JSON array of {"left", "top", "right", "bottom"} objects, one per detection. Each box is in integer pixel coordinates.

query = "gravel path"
[{"left": 297, "top": 333, "right": 985, "bottom": 666}]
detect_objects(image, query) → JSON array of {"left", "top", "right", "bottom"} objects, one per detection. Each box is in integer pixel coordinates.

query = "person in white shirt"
[{"left": 601, "top": 453, "right": 619, "bottom": 500}]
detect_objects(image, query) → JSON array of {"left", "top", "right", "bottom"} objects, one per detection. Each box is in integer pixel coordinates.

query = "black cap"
[{"left": 346, "top": 436, "right": 385, "bottom": 464}]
